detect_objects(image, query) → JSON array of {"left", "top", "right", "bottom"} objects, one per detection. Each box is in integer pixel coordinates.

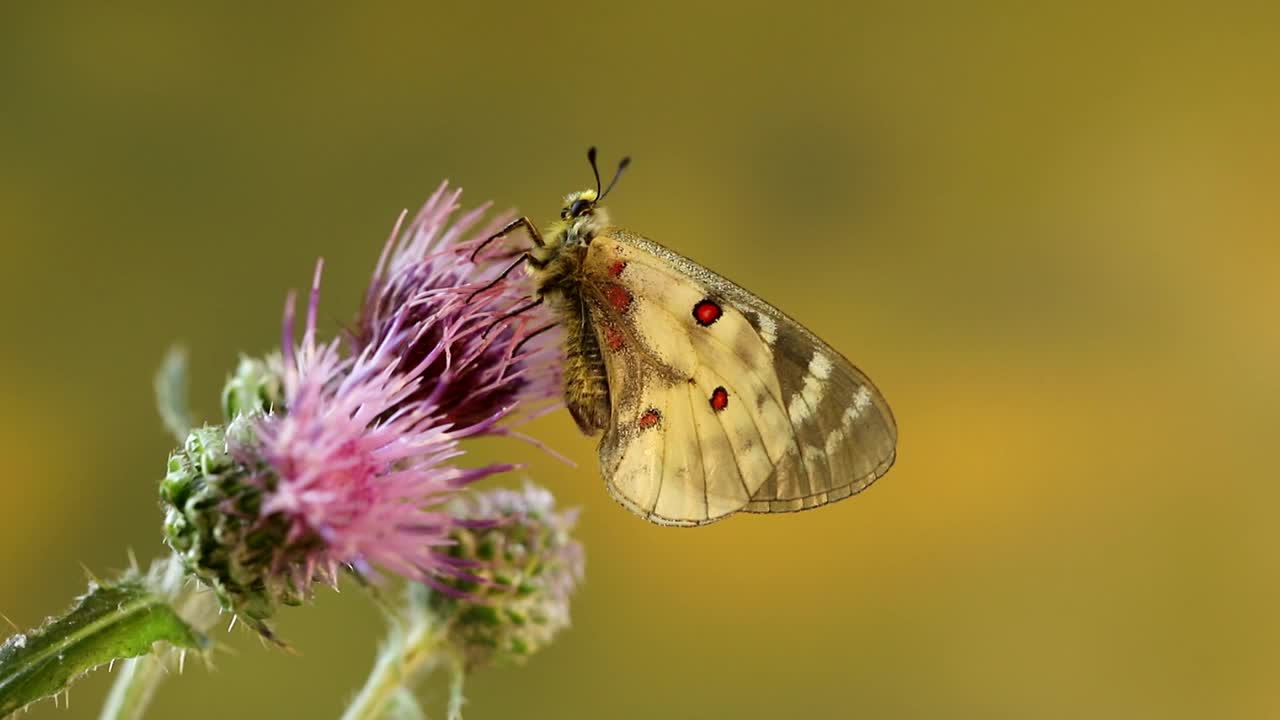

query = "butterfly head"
[
  {"left": 550, "top": 148, "right": 630, "bottom": 246},
  {"left": 547, "top": 188, "right": 606, "bottom": 248},
  {"left": 560, "top": 188, "right": 601, "bottom": 221}
]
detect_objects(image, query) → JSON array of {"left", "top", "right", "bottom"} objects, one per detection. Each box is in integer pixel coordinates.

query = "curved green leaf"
[
  {"left": 0, "top": 577, "right": 208, "bottom": 716},
  {"left": 155, "top": 344, "right": 193, "bottom": 443}
]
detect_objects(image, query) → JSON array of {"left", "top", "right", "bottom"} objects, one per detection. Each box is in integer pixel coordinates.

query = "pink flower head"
[
  {"left": 237, "top": 261, "right": 509, "bottom": 596},
  {"left": 357, "top": 182, "right": 561, "bottom": 440}
]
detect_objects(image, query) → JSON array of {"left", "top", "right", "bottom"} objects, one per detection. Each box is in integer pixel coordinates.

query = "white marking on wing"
[
  {"left": 828, "top": 386, "right": 875, "bottom": 458},
  {"left": 809, "top": 353, "right": 832, "bottom": 381},
  {"left": 787, "top": 392, "right": 810, "bottom": 424},
  {"left": 824, "top": 426, "right": 845, "bottom": 457},
  {"left": 755, "top": 313, "right": 778, "bottom": 345},
  {"left": 800, "top": 378, "right": 823, "bottom": 415},
  {"left": 787, "top": 370, "right": 826, "bottom": 426},
  {"left": 852, "top": 386, "right": 873, "bottom": 416}
]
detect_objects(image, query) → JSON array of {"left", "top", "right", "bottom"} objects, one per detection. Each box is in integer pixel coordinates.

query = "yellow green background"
[{"left": 2, "top": 3, "right": 1276, "bottom": 718}]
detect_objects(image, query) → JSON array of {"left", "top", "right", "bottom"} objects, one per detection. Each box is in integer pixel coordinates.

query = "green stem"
[
  {"left": 341, "top": 612, "right": 447, "bottom": 720},
  {"left": 96, "top": 555, "right": 218, "bottom": 720},
  {"left": 446, "top": 654, "right": 466, "bottom": 720},
  {"left": 98, "top": 655, "right": 168, "bottom": 720}
]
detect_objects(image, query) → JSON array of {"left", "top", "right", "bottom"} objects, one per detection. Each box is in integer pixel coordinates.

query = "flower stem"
[
  {"left": 98, "top": 655, "right": 166, "bottom": 720},
  {"left": 446, "top": 654, "right": 466, "bottom": 720},
  {"left": 341, "top": 611, "right": 447, "bottom": 720}
]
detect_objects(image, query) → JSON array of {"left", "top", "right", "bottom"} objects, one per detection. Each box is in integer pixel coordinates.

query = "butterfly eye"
[{"left": 569, "top": 198, "right": 593, "bottom": 217}]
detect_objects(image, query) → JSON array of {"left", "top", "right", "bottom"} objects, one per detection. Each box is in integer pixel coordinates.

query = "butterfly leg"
[
  {"left": 513, "top": 321, "right": 559, "bottom": 355},
  {"left": 480, "top": 297, "right": 545, "bottom": 338},
  {"left": 469, "top": 216, "right": 545, "bottom": 261},
  {"left": 466, "top": 253, "right": 535, "bottom": 302}
]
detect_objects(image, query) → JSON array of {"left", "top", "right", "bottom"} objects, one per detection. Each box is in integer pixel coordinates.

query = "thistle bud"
[
  {"left": 221, "top": 353, "right": 285, "bottom": 420},
  {"left": 160, "top": 421, "right": 305, "bottom": 625},
  {"left": 424, "top": 484, "right": 584, "bottom": 669}
]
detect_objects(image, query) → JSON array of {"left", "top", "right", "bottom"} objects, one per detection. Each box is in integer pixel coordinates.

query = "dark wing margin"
[{"left": 742, "top": 311, "right": 897, "bottom": 512}]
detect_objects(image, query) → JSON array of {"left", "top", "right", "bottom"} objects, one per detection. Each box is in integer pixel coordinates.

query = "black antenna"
[
  {"left": 587, "top": 147, "right": 602, "bottom": 198},
  {"left": 600, "top": 155, "right": 631, "bottom": 200}
]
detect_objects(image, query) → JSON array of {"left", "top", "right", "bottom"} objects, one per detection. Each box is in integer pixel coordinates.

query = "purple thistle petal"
[{"left": 355, "top": 182, "right": 562, "bottom": 437}]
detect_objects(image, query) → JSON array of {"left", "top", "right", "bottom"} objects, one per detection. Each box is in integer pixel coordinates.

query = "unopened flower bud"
[
  {"left": 425, "top": 484, "right": 584, "bottom": 669},
  {"left": 221, "top": 353, "right": 285, "bottom": 420},
  {"left": 160, "top": 422, "right": 305, "bottom": 625}
]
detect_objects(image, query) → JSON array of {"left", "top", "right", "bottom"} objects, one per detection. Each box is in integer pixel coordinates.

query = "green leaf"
[
  {"left": 0, "top": 577, "right": 208, "bottom": 716},
  {"left": 155, "top": 345, "right": 192, "bottom": 443}
]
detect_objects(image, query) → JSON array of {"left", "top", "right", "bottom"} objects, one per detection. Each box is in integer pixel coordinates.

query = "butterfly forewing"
[
  {"left": 581, "top": 229, "right": 897, "bottom": 525},
  {"left": 744, "top": 325, "right": 897, "bottom": 512}
]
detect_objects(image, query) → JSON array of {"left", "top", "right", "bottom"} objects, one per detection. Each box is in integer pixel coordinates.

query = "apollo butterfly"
[{"left": 478, "top": 149, "right": 898, "bottom": 526}]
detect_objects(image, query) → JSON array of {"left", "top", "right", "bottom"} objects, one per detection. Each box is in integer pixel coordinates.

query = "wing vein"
[
  {"left": 703, "top": 372, "right": 757, "bottom": 501},
  {"left": 686, "top": 382, "right": 709, "bottom": 521},
  {"left": 649, "top": 392, "right": 669, "bottom": 516}
]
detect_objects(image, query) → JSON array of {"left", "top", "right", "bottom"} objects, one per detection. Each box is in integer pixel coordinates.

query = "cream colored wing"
[{"left": 581, "top": 229, "right": 897, "bottom": 526}]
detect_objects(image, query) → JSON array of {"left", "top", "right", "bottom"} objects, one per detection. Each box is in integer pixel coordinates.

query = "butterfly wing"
[{"left": 579, "top": 228, "right": 897, "bottom": 526}]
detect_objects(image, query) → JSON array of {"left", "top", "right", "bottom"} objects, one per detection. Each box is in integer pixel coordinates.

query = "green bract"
[
  {"left": 159, "top": 422, "right": 307, "bottom": 627},
  {"left": 426, "top": 487, "right": 583, "bottom": 670},
  {"left": 221, "top": 353, "right": 285, "bottom": 421}
]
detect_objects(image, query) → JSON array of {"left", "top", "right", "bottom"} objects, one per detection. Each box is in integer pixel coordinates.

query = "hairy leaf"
[{"left": 0, "top": 577, "right": 208, "bottom": 715}]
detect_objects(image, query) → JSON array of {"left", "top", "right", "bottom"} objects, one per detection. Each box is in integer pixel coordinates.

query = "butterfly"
[{"left": 481, "top": 148, "right": 897, "bottom": 526}]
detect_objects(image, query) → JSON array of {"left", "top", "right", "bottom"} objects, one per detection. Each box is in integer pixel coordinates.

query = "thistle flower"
[
  {"left": 356, "top": 182, "right": 561, "bottom": 437},
  {"left": 163, "top": 263, "right": 518, "bottom": 626},
  {"left": 5, "top": 182, "right": 586, "bottom": 718},
  {"left": 424, "top": 482, "right": 584, "bottom": 670}
]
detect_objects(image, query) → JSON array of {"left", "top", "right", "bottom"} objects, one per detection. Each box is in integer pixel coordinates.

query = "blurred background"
[{"left": 1, "top": 3, "right": 1277, "bottom": 718}]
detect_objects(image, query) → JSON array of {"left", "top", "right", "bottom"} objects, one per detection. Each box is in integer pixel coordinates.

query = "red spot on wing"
[
  {"left": 604, "top": 325, "right": 626, "bottom": 351},
  {"left": 606, "top": 284, "right": 632, "bottom": 312},
  {"left": 638, "top": 408, "right": 661, "bottom": 429},
  {"left": 709, "top": 386, "right": 729, "bottom": 412},
  {"left": 693, "top": 299, "right": 722, "bottom": 326},
  {"left": 608, "top": 260, "right": 627, "bottom": 277}
]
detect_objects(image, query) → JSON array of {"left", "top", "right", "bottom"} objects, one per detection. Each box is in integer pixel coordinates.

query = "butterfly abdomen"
[
  {"left": 532, "top": 241, "right": 612, "bottom": 436},
  {"left": 560, "top": 306, "right": 612, "bottom": 435}
]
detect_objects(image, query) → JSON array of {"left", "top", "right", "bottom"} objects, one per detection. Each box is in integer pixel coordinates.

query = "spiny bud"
[
  {"left": 160, "top": 421, "right": 309, "bottom": 625},
  {"left": 221, "top": 353, "right": 285, "bottom": 420},
  {"left": 425, "top": 484, "right": 584, "bottom": 670}
]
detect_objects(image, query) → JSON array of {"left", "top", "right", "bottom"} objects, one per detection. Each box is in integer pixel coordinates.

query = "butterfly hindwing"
[{"left": 581, "top": 229, "right": 897, "bottom": 526}]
